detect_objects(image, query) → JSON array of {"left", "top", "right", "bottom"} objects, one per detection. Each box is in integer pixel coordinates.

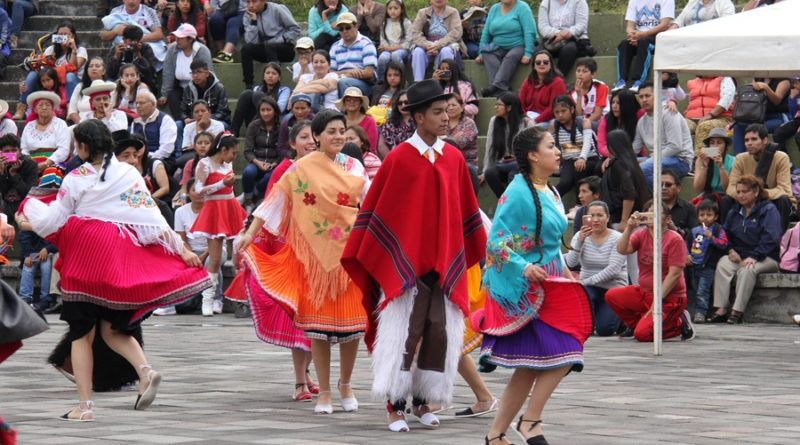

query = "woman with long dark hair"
[
  {"left": 232, "top": 63, "right": 291, "bottom": 136},
  {"left": 550, "top": 95, "right": 599, "bottom": 197},
  {"left": 434, "top": 58, "right": 479, "bottom": 119},
  {"left": 598, "top": 89, "right": 642, "bottom": 158},
  {"left": 242, "top": 97, "right": 282, "bottom": 209},
  {"left": 482, "top": 92, "right": 533, "bottom": 197},
  {"left": 67, "top": 57, "right": 106, "bottom": 124},
  {"left": 308, "top": 0, "right": 349, "bottom": 52},
  {"left": 475, "top": 126, "right": 592, "bottom": 445},
  {"left": 167, "top": 0, "right": 207, "bottom": 44},
  {"left": 377, "top": 90, "right": 415, "bottom": 157},
  {"left": 518, "top": 50, "right": 567, "bottom": 126}
]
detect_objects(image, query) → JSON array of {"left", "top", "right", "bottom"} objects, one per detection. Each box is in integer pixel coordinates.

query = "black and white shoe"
[{"left": 680, "top": 310, "right": 695, "bottom": 341}]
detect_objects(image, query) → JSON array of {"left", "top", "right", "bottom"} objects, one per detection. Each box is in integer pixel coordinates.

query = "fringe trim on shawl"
[
  {"left": 114, "top": 222, "right": 184, "bottom": 255},
  {"left": 286, "top": 223, "right": 351, "bottom": 309}
]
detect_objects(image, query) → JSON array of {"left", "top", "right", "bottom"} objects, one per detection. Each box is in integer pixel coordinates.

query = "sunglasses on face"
[
  {"left": 535, "top": 60, "right": 550, "bottom": 66},
  {"left": 337, "top": 25, "right": 353, "bottom": 31},
  {"left": 398, "top": 100, "right": 408, "bottom": 105},
  {"left": 661, "top": 182, "right": 675, "bottom": 189}
]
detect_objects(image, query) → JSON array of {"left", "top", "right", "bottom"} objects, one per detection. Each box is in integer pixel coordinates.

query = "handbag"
[
  {"left": 732, "top": 85, "right": 767, "bottom": 123},
  {"left": 218, "top": 0, "right": 240, "bottom": 19},
  {"left": 0, "top": 280, "right": 49, "bottom": 345}
]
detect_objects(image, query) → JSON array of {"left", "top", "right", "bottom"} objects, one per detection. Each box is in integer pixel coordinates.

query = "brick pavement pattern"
[{"left": 2, "top": 315, "right": 800, "bottom": 444}]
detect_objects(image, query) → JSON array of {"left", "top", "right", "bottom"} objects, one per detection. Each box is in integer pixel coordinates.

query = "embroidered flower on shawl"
[
  {"left": 336, "top": 192, "right": 350, "bottom": 206},
  {"left": 328, "top": 226, "right": 345, "bottom": 241},
  {"left": 119, "top": 186, "right": 156, "bottom": 209},
  {"left": 313, "top": 218, "right": 352, "bottom": 240},
  {"left": 71, "top": 166, "right": 94, "bottom": 177},
  {"left": 303, "top": 192, "right": 316, "bottom": 205},
  {"left": 486, "top": 230, "right": 540, "bottom": 272},
  {"left": 498, "top": 195, "right": 508, "bottom": 205}
]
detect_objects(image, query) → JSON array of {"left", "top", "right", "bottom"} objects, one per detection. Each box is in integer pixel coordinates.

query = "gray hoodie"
[{"left": 243, "top": 3, "right": 301, "bottom": 46}]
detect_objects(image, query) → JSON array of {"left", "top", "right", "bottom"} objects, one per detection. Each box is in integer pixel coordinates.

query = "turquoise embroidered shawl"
[{"left": 483, "top": 174, "right": 567, "bottom": 316}]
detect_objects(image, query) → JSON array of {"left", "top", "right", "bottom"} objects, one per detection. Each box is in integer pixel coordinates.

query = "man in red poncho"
[{"left": 342, "top": 79, "right": 486, "bottom": 432}]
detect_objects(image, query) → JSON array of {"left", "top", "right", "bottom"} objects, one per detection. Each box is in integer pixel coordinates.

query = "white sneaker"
[
  {"left": 212, "top": 300, "right": 223, "bottom": 314},
  {"left": 153, "top": 306, "right": 176, "bottom": 316}
]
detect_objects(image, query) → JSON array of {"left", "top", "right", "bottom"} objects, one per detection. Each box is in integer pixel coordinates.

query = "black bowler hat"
[
  {"left": 402, "top": 79, "right": 454, "bottom": 113},
  {"left": 112, "top": 129, "right": 144, "bottom": 154}
]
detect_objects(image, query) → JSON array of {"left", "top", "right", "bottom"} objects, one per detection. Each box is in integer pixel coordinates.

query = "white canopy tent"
[{"left": 648, "top": 0, "right": 800, "bottom": 354}]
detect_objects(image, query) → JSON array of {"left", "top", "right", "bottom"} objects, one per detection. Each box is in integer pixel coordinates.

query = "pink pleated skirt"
[{"left": 246, "top": 270, "right": 311, "bottom": 351}]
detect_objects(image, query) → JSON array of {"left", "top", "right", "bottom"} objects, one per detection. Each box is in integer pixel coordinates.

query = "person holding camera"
[
  {"left": 0, "top": 134, "right": 38, "bottom": 224},
  {"left": 240, "top": 0, "right": 301, "bottom": 89},
  {"left": 105, "top": 25, "right": 158, "bottom": 90}
]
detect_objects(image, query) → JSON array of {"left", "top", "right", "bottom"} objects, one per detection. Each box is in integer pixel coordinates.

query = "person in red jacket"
[{"left": 518, "top": 50, "right": 567, "bottom": 126}]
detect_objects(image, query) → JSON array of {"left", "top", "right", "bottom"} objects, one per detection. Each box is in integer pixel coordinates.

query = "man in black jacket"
[{"left": 104, "top": 25, "right": 158, "bottom": 90}]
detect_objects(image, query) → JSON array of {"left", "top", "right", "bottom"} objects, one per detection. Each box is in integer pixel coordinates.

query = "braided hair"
[
  {"left": 512, "top": 126, "right": 551, "bottom": 263},
  {"left": 73, "top": 119, "right": 114, "bottom": 181},
  {"left": 551, "top": 95, "right": 578, "bottom": 147}
]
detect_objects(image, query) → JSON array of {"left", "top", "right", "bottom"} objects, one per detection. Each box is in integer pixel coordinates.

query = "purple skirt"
[{"left": 478, "top": 318, "right": 584, "bottom": 373}]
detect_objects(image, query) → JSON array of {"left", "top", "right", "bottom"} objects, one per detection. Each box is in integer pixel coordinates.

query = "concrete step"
[
  {"left": 17, "top": 30, "right": 105, "bottom": 51},
  {"left": 4, "top": 47, "right": 106, "bottom": 69},
  {"left": 38, "top": 0, "right": 101, "bottom": 17},
  {"left": 23, "top": 16, "right": 103, "bottom": 32}
]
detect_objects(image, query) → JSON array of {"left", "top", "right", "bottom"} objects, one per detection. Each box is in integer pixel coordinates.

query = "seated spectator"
[
  {"left": 377, "top": 90, "right": 415, "bottom": 157},
  {"left": 711, "top": 175, "right": 780, "bottom": 324},
  {"left": 551, "top": 95, "right": 599, "bottom": 197},
  {"left": 330, "top": 12, "right": 378, "bottom": 97},
  {"left": 377, "top": 0, "right": 413, "bottom": 78},
  {"left": 276, "top": 94, "right": 315, "bottom": 155},
  {"left": 475, "top": 0, "right": 535, "bottom": 98},
  {"left": 571, "top": 57, "right": 609, "bottom": 126},
  {"left": 0, "top": 8, "right": 8, "bottom": 74},
  {"left": 208, "top": 0, "right": 246, "bottom": 64},
  {"left": 113, "top": 128, "right": 145, "bottom": 167},
  {"left": 345, "top": 125, "right": 381, "bottom": 179},
  {"left": 20, "top": 91, "right": 71, "bottom": 171},
  {"left": 79, "top": 80, "right": 129, "bottom": 132},
  {"left": 445, "top": 94, "right": 478, "bottom": 170},
  {"left": 101, "top": 0, "right": 166, "bottom": 66},
  {"left": 240, "top": 0, "right": 301, "bottom": 89},
  {"left": 112, "top": 63, "right": 151, "bottom": 115},
  {"left": 354, "top": 0, "right": 385, "bottom": 43},
  {"left": 0, "top": 134, "right": 38, "bottom": 221},
  {"left": 614, "top": 0, "right": 674, "bottom": 92},
  {"left": 292, "top": 37, "right": 315, "bottom": 84},
  {"left": 232, "top": 63, "right": 290, "bottom": 136},
  {"left": 105, "top": 25, "right": 157, "bottom": 88},
  {"left": 293, "top": 51, "right": 339, "bottom": 114},
  {"left": 367, "top": 60, "right": 405, "bottom": 125},
  {"left": 410, "top": 0, "right": 464, "bottom": 82},
  {"left": 537, "top": 0, "right": 588, "bottom": 76},
  {"left": 518, "top": 50, "right": 567, "bottom": 126},
  {"left": 7, "top": 0, "right": 38, "bottom": 50},
  {"left": 684, "top": 76, "right": 735, "bottom": 155},
  {"left": 0, "top": 100, "right": 17, "bottom": 136},
  {"left": 160, "top": 24, "right": 214, "bottom": 119},
  {"left": 174, "top": 131, "right": 214, "bottom": 207},
  {"left": 633, "top": 82, "right": 694, "bottom": 185},
  {"left": 692, "top": 127, "right": 735, "bottom": 202},
  {"left": 166, "top": 0, "right": 207, "bottom": 45},
  {"left": 573, "top": 175, "right": 601, "bottom": 232},
  {"left": 773, "top": 77, "right": 800, "bottom": 152},
  {"left": 336, "top": 87, "right": 378, "bottom": 154},
  {"left": 670, "top": 0, "right": 735, "bottom": 29},
  {"left": 731, "top": 78, "right": 791, "bottom": 154},
  {"left": 67, "top": 58, "right": 107, "bottom": 125},
  {"left": 242, "top": 97, "right": 282, "bottom": 210},
  {"left": 661, "top": 169, "right": 697, "bottom": 240},
  {"left": 607, "top": 200, "right": 693, "bottom": 342},
  {"left": 308, "top": 0, "right": 349, "bottom": 52},
  {"left": 435, "top": 58, "right": 478, "bottom": 119},
  {"left": 481, "top": 92, "right": 532, "bottom": 197},
  {"left": 460, "top": 1, "right": 486, "bottom": 59},
  {"left": 602, "top": 130, "right": 651, "bottom": 233},
  {"left": 135, "top": 141, "right": 178, "bottom": 219},
  {"left": 598, "top": 89, "right": 642, "bottom": 159},
  {"left": 132, "top": 91, "right": 178, "bottom": 164},
  {"left": 687, "top": 199, "right": 729, "bottom": 323},
  {"left": 182, "top": 100, "right": 225, "bottom": 164},
  {"left": 25, "top": 68, "right": 67, "bottom": 120},
  {"left": 13, "top": 21, "right": 86, "bottom": 120},
  {"left": 180, "top": 60, "right": 230, "bottom": 130},
  {"left": 565, "top": 200, "right": 627, "bottom": 336},
  {"left": 725, "top": 123, "right": 795, "bottom": 230}
]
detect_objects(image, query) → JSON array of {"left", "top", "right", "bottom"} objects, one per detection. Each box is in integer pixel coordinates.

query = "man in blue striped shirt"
[{"left": 330, "top": 12, "right": 378, "bottom": 97}]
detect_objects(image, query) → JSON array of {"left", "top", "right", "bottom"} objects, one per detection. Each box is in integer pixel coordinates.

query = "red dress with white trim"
[{"left": 190, "top": 157, "right": 247, "bottom": 239}]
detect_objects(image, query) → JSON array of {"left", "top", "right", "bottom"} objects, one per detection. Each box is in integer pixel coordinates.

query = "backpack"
[{"left": 779, "top": 224, "right": 800, "bottom": 273}]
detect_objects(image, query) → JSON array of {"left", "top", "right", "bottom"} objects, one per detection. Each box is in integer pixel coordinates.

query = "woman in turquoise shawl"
[{"left": 473, "top": 127, "right": 592, "bottom": 445}]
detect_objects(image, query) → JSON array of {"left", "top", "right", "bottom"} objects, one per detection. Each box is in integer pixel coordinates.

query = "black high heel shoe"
[
  {"left": 485, "top": 432, "right": 515, "bottom": 445},
  {"left": 515, "top": 415, "right": 549, "bottom": 445}
]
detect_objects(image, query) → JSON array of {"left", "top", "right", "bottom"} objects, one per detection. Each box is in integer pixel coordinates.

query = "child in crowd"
[
  {"left": 292, "top": 37, "right": 315, "bottom": 84},
  {"left": 572, "top": 175, "right": 602, "bottom": 232},
  {"left": 190, "top": 132, "right": 247, "bottom": 316},
  {"left": 460, "top": 0, "right": 487, "bottom": 59},
  {"left": 112, "top": 64, "right": 150, "bottom": 115},
  {"left": 174, "top": 131, "right": 214, "bottom": 207},
  {"left": 551, "top": 95, "right": 599, "bottom": 197},
  {"left": 688, "top": 199, "right": 729, "bottom": 323},
  {"left": 345, "top": 125, "right": 381, "bottom": 179},
  {"left": 662, "top": 72, "right": 686, "bottom": 112},
  {"left": 377, "top": 0, "right": 413, "bottom": 78},
  {"left": 26, "top": 68, "right": 67, "bottom": 121},
  {"left": 14, "top": 167, "right": 62, "bottom": 311},
  {"left": 368, "top": 61, "right": 405, "bottom": 126},
  {"left": 571, "top": 57, "right": 610, "bottom": 127}
]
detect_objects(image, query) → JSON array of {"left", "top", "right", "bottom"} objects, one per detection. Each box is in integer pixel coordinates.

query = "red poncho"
[{"left": 341, "top": 141, "right": 487, "bottom": 350}]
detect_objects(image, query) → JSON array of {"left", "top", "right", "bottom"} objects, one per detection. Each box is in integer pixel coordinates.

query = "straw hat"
[
  {"left": 335, "top": 87, "right": 369, "bottom": 111},
  {"left": 0, "top": 100, "right": 9, "bottom": 116},
  {"left": 26, "top": 91, "right": 61, "bottom": 109},
  {"left": 82, "top": 80, "right": 116, "bottom": 97}
]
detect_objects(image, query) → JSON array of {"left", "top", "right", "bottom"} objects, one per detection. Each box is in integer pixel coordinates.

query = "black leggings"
[
  {"left": 231, "top": 89, "right": 267, "bottom": 136},
  {"left": 556, "top": 157, "right": 600, "bottom": 197},
  {"left": 313, "top": 33, "right": 339, "bottom": 53},
  {"left": 484, "top": 161, "right": 519, "bottom": 198}
]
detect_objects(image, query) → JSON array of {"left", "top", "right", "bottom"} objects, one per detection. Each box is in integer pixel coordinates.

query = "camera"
[
  {"left": 52, "top": 34, "right": 68, "bottom": 44},
  {"left": 1, "top": 152, "right": 18, "bottom": 163}
]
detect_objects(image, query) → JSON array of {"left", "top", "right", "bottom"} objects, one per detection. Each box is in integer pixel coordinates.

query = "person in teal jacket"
[
  {"left": 308, "top": 0, "right": 349, "bottom": 52},
  {"left": 475, "top": 0, "right": 537, "bottom": 97}
]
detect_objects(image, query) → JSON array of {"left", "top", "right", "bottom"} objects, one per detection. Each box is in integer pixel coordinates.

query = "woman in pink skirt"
[{"left": 22, "top": 120, "right": 211, "bottom": 421}]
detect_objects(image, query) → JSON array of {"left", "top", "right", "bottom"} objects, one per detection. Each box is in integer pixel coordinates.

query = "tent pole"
[{"left": 653, "top": 69, "right": 663, "bottom": 356}]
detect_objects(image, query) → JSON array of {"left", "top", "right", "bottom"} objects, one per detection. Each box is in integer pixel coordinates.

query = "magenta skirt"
[{"left": 246, "top": 271, "right": 311, "bottom": 351}]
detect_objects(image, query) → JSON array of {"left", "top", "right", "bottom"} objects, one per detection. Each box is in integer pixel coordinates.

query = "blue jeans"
[
  {"left": 241, "top": 162, "right": 272, "bottom": 197},
  {"left": 692, "top": 265, "right": 715, "bottom": 317},
  {"left": 465, "top": 41, "right": 480, "bottom": 59},
  {"left": 19, "top": 255, "right": 52, "bottom": 304},
  {"left": 411, "top": 45, "right": 457, "bottom": 81},
  {"left": 640, "top": 156, "right": 690, "bottom": 188},
  {"left": 584, "top": 285, "right": 622, "bottom": 336},
  {"left": 377, "top": 49, "right": 409, "bottom": 79},
  {"left": 337, "top": 77, "right": 373, "bottom": 98},
  {"left": 208, "top": 11, "right": 244, "bottom": 46},
  {"left": 732, "top": 112, "right": 790, "bottom": 154},
  {"left": 10, "top": 0, "right": 36, "bottom": 37}
]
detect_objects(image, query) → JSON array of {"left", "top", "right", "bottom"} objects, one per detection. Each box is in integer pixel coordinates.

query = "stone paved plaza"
[{"left": 2, "top": 314, "right": 800, "bottom": 445}]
